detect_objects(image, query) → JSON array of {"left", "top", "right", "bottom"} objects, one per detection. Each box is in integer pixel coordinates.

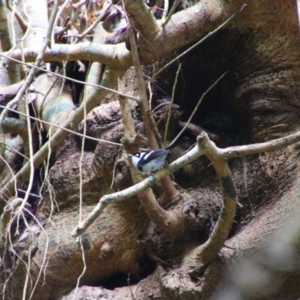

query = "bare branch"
[
  {"left": 124, "top": 0, "right": 160, "bottom": 41},
  {"left": 2, "top": 1, "right": 241, "bottom": 69},
  {"left": 71, "top": 136, "right": 203, "bottom": 237},
  {"left": 0, "top": 105, "right": 122, "bottom": 147},
  {"left": 162, "top": 0, "right": 179, "bottom": 26},
  {"left": 0, "top": 54, "right": 139, "bottom": 101},
  {"left": 223, "top": 131, "right": 300, "bottom": 160},
  {"left": 72, "top": 129, "right": 300, "bottom": 238},
  {"left": 167, "top": 72, "right": 228, "bottom": 150},
  {"left": 194, "top": 135, "right": 237, "bottom": 264},
  {"left": 1, "top": 42, "right": 132, "bottom": 69},
  {"left": 0, "top": 69, "right": 124, "bottom": 206}
]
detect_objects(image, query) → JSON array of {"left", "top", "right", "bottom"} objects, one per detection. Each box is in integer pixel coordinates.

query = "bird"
[{"left": 128, "top": 149, "right": 170, "bottom": 173}]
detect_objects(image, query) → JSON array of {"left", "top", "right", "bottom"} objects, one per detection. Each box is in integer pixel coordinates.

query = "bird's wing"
[{"left": 140, "top": 149, "right": 170, "bottom": 165}]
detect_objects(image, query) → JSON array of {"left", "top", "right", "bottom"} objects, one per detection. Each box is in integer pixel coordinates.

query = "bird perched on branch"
[{"left": 129, "top": 149, "right": 170, "bottom": 173}]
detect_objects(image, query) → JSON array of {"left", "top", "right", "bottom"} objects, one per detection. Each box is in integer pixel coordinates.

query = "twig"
[
  {"left": 5, "top": 0, "right": 28, "bottom": 33},
  {"left": 126, "top": 7, "right": 178, "bottom": 199},
  {"left": 153, "top": 4, "right": 247, "bottom": 79},
  {"left": 167, "top": 71, "right": 228, "bottom": 150},
  {"left": 162, "top": 0, "right": 169, "bottom": 21},
  {"left": 162, "top": 0, "right": 179, "bottom": 26},
  {"left": 52, "top": 0, "right": 72, "bottom": 45},
  {"left": 75, "top": 1, "right": 113, "bottom": 40},
  {"left": 0, "top": 198, "right": 25, "bottom": 250},
  {"left": 0, "top": 105, "right": 122, "bottom": 147},
  {"left": 0, "top": 54, "right": 139, "bottom": 102},
  {"left": 222, "top": 131, "right": 300, "bottom": 160},
  {"left": 71, "top": 133, "right": 204, "bottom": 237},
  {"left": 163, "top": 63, "right": 181, "bottom": 146},
  {"left": 72, "top": 129, "right": 300, "bottom": 237},
  {"left": 127, "top": 26, "right": 159, "bottom": 148},
  {"left": 0, "top": 69, "right": 124, "bottom": 204}
]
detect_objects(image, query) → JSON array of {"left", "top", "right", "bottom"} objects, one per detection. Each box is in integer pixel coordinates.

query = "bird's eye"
[{"left": 146, "top": 0, "right": 156, "bottom": 7}]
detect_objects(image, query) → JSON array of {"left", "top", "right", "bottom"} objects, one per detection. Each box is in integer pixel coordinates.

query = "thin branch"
[
  {"left": 167, "top": 71, "right": 228, "bottom": 150},
  {"left": 162, "top": 0, "right": 169, "bottom": 20},
  {"left": 127, "top": 26, "right": 158, "bottom": 148},
  {"left": 71, "top": 136, "right": 203, "bottom": 237},
  {"left": 0, "top": 198, "right": 30, "bottom": 251},
  {"left": 75, "top": 2, "right": 113, "bottom": 40},
  {"left": 72, "top": 129, "right": 300, "bottom": 237},
  {"left": 52, "top": 0, "right": 72, "bottom": 45},
  {"left": 163, "top": 63, "right": 181, "bottom": 146},
  {"left": 178, "top": 121, "right": 220, "bottom": 141},
  {"left": 194, "top": 135, "right": 237, "bottom": 263},
  {"left": 126, "top": 10, "right": 178, "bottom": 199},
  {"left": 0, "top": 54, "right": 139, "bottom": 102},
  {"left": 222, "top": 131, "right": 300, "bottom": 160},
  {"left": 5, "top": 0, "right": 28, "bottom": 33},
  {"left": 162, "top": 0, "right": 179, "bottom": 26},
  {"left": 0, "top": 105, "right": 122, "bottom": 147},
  {"left": 0, "top": 69, "right": 124, "bottom": 205},
  {"left": 153, "top": 4, "right": 247, "bottom": 79}
]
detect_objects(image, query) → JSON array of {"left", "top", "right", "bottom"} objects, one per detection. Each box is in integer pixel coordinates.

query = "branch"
[
  {"left": 1, "top": 42, "right": 132, "bottom": 70},
  {"left": 127, "top": 28, "right": 158, "bottom": 148},
  {"left": 193, "top": 136, "right": 237, "bottom": 264},
  {"left": 72, "top": 129, "right": 300, "bottom": 238},
  {"left": 2, "top": 2, "right": 244, "bottom": 69},
  {"left": 0, "top": 197, "right": 29, "bottom": 252},
  {"left": 187, "top": 131, "right": 300, "bottom": 268},
  {"left": 1, "top": 118, "right": 27, "bottom": 139},
  {"left": 162, "top": 0, "right": 179, "bottom": 26},
  {"left": 0, "top": 54, "right": 139, "bottom": 102},
  {"left": 3, "top": 0, "right": 59, "bottom": 111},
  {"left": 222, "top": 131, "right": 300, "bottom": 159},
  {"left": 5, "top": 0, "right": 28, "bottom": 33},
  {"left": 0, "top": 81, "right": 24, "bottom": 104},
  {"left": 71, "top": 135, "right": 204, "bottom": 237},
  {"left": 167, "top": 72, "right": 228, "bottom": 150},
  {"left": 127, "top": 22, "right": 179, "bottom": 208},
  {"left": 125, "top": 0, "right": 160, "bottom": 41},
  {"left": 0, "top": 69, "right": 124, "bottom": 207}
]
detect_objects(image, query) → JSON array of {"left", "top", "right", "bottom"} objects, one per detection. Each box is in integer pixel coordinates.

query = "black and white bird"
[{"left": 128, "top": 149, "right": 170, "bottom": 173}]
